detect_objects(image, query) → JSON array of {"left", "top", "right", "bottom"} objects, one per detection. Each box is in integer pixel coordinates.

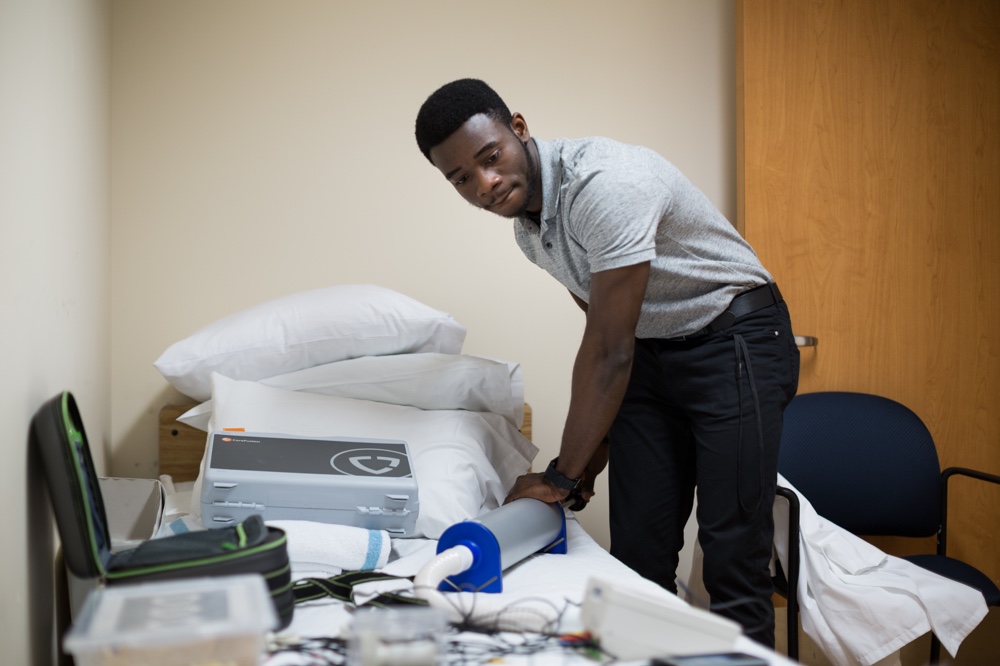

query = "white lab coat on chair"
[{"left": 772, "top": 474, "right": 987, "bottom": 666}]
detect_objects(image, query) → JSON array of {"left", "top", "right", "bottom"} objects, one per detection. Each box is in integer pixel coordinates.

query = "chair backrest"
[
  {"left": 778, "top": 391, "right": 942, "bottom": 537},
  {"left": 31, "top": 391, "right": 113, "bottom": 578}
]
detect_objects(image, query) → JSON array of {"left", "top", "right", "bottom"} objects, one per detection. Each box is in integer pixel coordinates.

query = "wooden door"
[{"left": 737, "top": 0, "right": 999, "bottom": 581}]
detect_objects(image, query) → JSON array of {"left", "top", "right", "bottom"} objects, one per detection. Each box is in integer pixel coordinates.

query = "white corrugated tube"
[{"left": 412, "top": 544, "right": 562, "bottom": 633}]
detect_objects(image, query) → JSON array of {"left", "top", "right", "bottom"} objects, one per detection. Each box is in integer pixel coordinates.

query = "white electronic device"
[
  {"left": 200, "top": 431, "right": 419, "bottom": 535},
  {"left": 581, "top": 576, "right": 741, "bottom": 660}
]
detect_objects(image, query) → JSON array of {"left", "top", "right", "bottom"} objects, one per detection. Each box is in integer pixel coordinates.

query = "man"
[{"left": 415, "top": 78, "right": 799, "bottom": 647}]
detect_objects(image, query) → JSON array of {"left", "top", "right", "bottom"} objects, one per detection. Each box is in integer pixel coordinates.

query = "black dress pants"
[{"left": 607, "top": 299, "right": 799, "bottom": 647}]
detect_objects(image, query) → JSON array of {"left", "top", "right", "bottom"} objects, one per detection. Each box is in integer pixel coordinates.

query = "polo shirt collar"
[{"left": 534, "top": 138, "right": 562, "bottom": 229}]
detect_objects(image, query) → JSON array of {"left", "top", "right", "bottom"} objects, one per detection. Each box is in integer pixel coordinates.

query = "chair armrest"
[
  {"left": 939, "top": 467, "right": 1000, "bottom": 556},
  {"left": 943, "top": 466, "right": 1000, "bottom": 487}
]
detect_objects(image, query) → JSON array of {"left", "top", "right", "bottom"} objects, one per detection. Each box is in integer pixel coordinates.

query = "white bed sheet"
[
  {"left": 262, "top": 513, "right": 791, "bottom": 665},
  {"left": 163, "top": 479, "right": 788, "bottom": 665}
]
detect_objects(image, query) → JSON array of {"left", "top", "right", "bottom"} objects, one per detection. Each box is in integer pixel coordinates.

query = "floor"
[{"left": 773, "top": 606, "right": 998, "bottom": 665}]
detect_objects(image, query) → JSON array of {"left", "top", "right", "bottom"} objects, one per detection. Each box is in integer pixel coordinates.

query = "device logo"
[{"left": 330, "top": 448, "right": 411, "bottom": 477}]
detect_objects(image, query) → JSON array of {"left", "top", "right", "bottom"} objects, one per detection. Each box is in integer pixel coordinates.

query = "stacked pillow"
[
  {"left": 154, "top": 284, "right": 535, "bottom": 539},
  {"left": 154, "top": 284, "right": 468, "bottom": 402},
  {"left": 175, "top": 352, "right": 524, "bottom": 432}
]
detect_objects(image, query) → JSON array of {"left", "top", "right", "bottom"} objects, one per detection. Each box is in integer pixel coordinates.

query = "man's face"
[{"left": 428, "top": 113, "right": 541, "bottom": 219}]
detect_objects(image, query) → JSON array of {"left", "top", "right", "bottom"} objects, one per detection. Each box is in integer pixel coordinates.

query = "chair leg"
[
  {"left": 786, "top": 597, "right": 799, "bottom": 660},
  {"left": 929, "top": 633, "right": 941, "bottom": 664},
  {"left": 776, "top": 487, "right": 801, "bottom": 661}
]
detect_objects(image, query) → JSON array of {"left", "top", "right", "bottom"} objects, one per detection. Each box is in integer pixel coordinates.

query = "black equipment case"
[{"left": 32, "top": 391, "right": 295, "bottom": 628}]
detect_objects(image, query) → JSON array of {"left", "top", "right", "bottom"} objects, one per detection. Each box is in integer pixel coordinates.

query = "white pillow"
[
  {"left": 177, "top": 353, "right": 524, "bottom": 431},
  {"left": 154, "top": 285, "right": 467, "bottom": 401},
  {"left": 190, "top": 374, "right": 538, "bottom": 539}
]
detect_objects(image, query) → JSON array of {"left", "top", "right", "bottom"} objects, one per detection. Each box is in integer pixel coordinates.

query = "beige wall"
[
  {"left": 110, "top": 0, "right": 735, "bottom": 556},
  {"left": 0, "top": 2, "right": 733, "bottom": 662},
  {"left": 0, "top": 0, "right": 110, "bottom": 663}
]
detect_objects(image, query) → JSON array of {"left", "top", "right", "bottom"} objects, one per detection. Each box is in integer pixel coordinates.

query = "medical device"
[
  {"left": 435, "top": 495, "right": 567, "bottom": 592},
  {"left": 347, "top": 606, "right": 447, "bottom": 666},
  {"left": 200, "top": 431, "right": 419, "bottom": 535},
  {"left": 411, "top": 498, "right": 742, "bottom": 656},
  {"left": 581, "top": 575, "right": 741, "bottom": 659},
  {"left": 413, "top": 498, "right": 566, "bottom": 630}
]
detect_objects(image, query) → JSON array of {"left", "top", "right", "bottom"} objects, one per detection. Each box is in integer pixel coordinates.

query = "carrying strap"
[{"left": 292, "top": 571, "right": 427, "bottom": 608}]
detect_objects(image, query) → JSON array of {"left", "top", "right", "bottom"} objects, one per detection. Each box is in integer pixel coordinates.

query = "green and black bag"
[{"left": 32, "top": 391, "right": 294, "bottom": 629}]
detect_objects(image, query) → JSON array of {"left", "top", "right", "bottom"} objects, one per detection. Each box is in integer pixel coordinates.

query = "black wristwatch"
[{"left": 544, "top": 457, "right": 580, "bottom": 491}]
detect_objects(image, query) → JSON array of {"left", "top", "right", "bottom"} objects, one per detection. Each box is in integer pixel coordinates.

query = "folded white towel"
[{"left": 267, "top": 520, "right": 391, "bottom": 577}]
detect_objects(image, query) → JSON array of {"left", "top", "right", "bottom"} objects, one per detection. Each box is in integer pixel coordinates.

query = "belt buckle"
[{"left": 668, "top": 326, "right": 710, "bottom": 342}]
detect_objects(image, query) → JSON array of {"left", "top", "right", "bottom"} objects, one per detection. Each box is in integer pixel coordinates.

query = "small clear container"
[
  {"left": 346, "top": 606, "right": 448, "bottom": 666},
  {"left": 64, "top": 574, "right": 278, "bottom": 666}
]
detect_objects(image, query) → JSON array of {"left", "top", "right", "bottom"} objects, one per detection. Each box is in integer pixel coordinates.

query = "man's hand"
[
  {"left": 504, "top": 434, "right": 611, "bottom": 510},
  {"left": 503, "top": 472, "right": 569, "bottom": 505}
]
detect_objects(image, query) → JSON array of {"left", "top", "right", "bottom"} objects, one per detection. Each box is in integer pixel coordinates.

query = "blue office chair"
[{"left": 774, "top": 391, "right": 1000, "bottom": 663}]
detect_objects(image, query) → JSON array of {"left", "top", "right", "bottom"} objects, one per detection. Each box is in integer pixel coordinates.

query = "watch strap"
[{"left": 544, "top": 457, "right": 580, "bottom": 491}]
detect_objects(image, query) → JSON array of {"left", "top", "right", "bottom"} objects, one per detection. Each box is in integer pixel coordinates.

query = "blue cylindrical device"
[{"left": 435, "top": 498, "right": 567, "bottom": 593}]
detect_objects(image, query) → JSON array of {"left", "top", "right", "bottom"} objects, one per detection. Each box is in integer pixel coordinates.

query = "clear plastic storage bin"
[{"left": 64, "top": 574, "right": 278, "bottom": 666}]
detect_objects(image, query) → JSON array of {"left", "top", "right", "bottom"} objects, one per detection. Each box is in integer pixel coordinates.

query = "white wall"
[
  {"left": 110, "top": 0, "right": 735, "bottom": 559},
  {"left": 0, "top": 0, "right": 110, "bottom": 663}
]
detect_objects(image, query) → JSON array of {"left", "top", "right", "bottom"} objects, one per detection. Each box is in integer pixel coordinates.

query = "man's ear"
[{"left": 510, "top": 112, "right": 531, "bottom": 142}]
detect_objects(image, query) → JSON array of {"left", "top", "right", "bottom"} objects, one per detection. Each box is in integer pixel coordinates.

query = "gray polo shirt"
[{"left": 514, "top": 137, "right": 772, "bottom": 339}]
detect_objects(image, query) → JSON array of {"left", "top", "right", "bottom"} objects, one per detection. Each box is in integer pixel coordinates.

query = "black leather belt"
[{"left": 672, "top": 283, "right": 783, "bottom": 340}]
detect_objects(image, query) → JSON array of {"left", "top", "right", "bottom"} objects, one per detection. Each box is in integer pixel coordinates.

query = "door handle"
[{"left": 793, "top": 335, "right": 818, "bottom": 347}]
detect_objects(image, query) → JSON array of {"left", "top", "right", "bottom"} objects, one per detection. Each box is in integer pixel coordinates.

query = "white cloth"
[
  {"left": 155, "top": 477, "right": 204, "bottom": 538},
  {"left": 275, "top": 516, "right": 795, "bottom": 666},
  {"left": 773, "top": 474, "right": 988, "bottom": 666},
  {"left": 267, "top": 519, "right": 391, "bottom": 579}
]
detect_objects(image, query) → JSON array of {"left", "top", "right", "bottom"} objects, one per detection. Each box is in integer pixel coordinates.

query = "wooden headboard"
[
  {"left": 158, "top": 403, "right": 533, "bottom": 483},
  {"left": 157, "top": 404, "right": 210, "bottom": 482}
]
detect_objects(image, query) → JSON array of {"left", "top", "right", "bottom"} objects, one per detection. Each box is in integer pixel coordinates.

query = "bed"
[
  {"left": 151, "top": 283, "right": 792, "bottom": 665},
  {"left": 157, "top": 405, "right": 784, "bottom": 666}
]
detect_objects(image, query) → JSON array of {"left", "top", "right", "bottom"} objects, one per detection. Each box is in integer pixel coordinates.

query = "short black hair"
[{"left": 415, "top": 78, "right": 512, "bottom": 162}]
